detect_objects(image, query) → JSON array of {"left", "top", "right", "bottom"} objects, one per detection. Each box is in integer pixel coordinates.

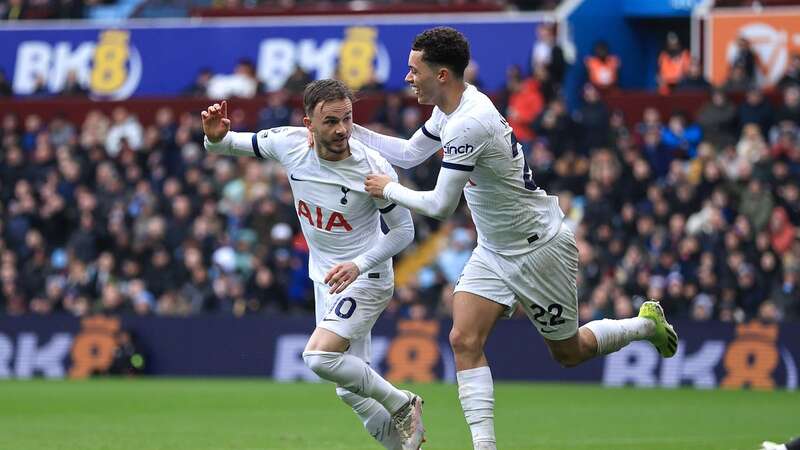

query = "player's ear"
[
  {"left": 303, "top": 115, "right": 312, "bottom": 130},
  {"left": 437, "top": 67, "right": 449, "bottom": 83}
]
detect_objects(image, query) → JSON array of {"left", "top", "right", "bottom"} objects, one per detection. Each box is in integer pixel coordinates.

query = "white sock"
[
  {"left": 303, "top": 351, "right": 409, "bottom": 414},
  {"left": 457, "top": 366, "right": 496, "bottom": 447},
  {"left": 337, "top": 387, "right": 402, "bottom": 450},
  {"left": 583, "top": 317, "right": 655, "bottom": 355}
]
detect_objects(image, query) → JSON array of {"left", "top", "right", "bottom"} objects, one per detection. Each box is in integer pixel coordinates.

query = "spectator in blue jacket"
[{"left": 661, "top": 111, "right": 702, "bottom": 159}]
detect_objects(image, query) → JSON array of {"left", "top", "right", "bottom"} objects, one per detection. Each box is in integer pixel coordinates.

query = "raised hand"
[{"left": 201, "top": 100, "right": 231, "bottom": 143}]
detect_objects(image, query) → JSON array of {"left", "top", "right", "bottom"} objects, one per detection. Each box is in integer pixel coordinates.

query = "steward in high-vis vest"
[{"left": 584, "top": 40, "right": 620, "bottom": 90}]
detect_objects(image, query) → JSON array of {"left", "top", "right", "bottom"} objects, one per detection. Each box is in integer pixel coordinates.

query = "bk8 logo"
[{"left": 12, "top": 29, "right": 143, "bottom": 99}]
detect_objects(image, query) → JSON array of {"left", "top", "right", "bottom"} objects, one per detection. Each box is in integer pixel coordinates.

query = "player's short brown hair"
[{"left": 303, "top": 79, "right": 355, "bottom": 116}]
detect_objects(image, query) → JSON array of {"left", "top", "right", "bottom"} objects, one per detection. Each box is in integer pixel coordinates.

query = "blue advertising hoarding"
[
  {"left": 1, "top": 315, "right": 797, "bottom": 391},
  {"left": 0, "top": 14, "right": 546, "bottom": 99}
]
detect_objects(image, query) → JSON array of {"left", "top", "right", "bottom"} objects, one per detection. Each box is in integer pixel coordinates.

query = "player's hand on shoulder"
[
  {"left": 201, "top": 100, "right": 231, "bottom": 143},
  {"left": 365, "top": 173, "right": 392, "bottom": 199},
  {"left": 324, "top": 262, "right": 360, "bottom": 294}
]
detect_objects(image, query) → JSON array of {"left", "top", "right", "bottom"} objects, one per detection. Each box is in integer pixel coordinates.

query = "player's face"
[
  {"left": 305, "top": 98, "right": 353, "bottom": 157},
  {"left": 405, "top": 50, "right": 439, "bottom": 105}
]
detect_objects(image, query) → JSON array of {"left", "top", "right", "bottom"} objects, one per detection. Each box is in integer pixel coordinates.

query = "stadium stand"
[
  {"left": 2, "top": 75, "right": 798, "bottom": 322},
  {"left": 0, "top": 1, "right": 798, "bottom": 325}
]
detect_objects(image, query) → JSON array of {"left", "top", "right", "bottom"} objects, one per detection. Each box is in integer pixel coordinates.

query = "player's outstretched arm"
[
  {"left": 201, "top": 101, "right": 263, "bottom": 158},
  {"left": 365, "top": 167, "right": 469, "bottom": 221},
  {"left": 351, "top": 124, "right": 441, "bottom": 169},
  {"left": 324, "top": 204, "right": 414, "bottom": 294}
]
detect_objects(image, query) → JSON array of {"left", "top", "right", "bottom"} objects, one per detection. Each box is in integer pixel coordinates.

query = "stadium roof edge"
[{"left": 0, "top": 11, "right": 555, "bottom": 31}]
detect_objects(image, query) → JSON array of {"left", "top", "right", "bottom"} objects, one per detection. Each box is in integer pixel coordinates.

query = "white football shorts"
[
  {"left": 314, "top": 277, "right": 393, "bottom": 363},
  {"left": 454, "top": 221, "right": 579, "bottom": 341}
]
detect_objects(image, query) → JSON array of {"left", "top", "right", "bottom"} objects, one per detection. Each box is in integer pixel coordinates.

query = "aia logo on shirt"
[{"left": 297, "top": 200, "right": 352, "bottom": 232}]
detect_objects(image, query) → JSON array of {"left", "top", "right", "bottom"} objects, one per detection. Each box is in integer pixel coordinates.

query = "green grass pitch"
[{"left": 0, "top": 379, "right": 795, "bottom": 450}]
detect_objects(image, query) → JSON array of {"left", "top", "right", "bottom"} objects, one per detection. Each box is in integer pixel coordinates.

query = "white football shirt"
[
  {"left": 251, "top": 126, "right": 400, "bottom": 285},
  {"left": 423, "top": 84, "right": 564, "bottom": 256}
]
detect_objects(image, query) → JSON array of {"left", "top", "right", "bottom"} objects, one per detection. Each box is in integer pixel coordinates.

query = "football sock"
[
  {"left": 336, "top": 387, "right": 401, "bottom": 450},
  {"left": 583, "top": 317, "right": 655, "bottom": 355},
  {"left": 303, "top": 351, "right": 409, "bottom": 414},
  {"left": 457, "top": 366, "right": 496, "bottom": 447}
]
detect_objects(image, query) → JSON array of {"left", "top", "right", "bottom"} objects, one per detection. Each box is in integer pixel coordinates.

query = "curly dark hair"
[
  {"left": 412, "top": 26, "right": 470, "bottom": 79},
  {"left": 303, "top": 79, "right": 355, "bottom": 116}
]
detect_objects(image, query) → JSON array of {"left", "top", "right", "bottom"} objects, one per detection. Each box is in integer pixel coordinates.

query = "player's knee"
[
  {"left": 302, "top": 350, "right": 342, "bottom": 379},
  {"left": 449, "top": 328, "right": 482, "bottom": 356}
]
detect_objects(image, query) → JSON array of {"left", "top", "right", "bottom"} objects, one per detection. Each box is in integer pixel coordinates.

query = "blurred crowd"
[
  {"left": 2, "top": 17, "right": 799, "bottom": 324},
  {"left": 0, "top": 95, "right": 449, "bottom": 318},
  {"left": 497, "top": 81, "right": 800, "bottom": 326},
  {"left": 2, "top": 72, "right": 799, "bottom": 324}
]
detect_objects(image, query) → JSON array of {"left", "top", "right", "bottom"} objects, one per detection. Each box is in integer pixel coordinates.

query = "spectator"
[
  {"left": 778, "top": 54, "right": 800, "bottom": 90},
  {"left": 729, "top": 36, "right": 761, "bottom": 86},
  {"left": 676, "top": 59, "right": 711, "bottom": 92},
  {"left": 775, "top": 85, "right": 800, "bottom": 126},
  {"left": 372, "top": 91, "right": 407, "bottom": 135},
  {"left": 584, "top": 40, "right": 620, "bottom": 91},
  {"left": 435, "top": 227, "right": 475, "bottom": 285},
  {"left": 1, "top": 0, "right": 26, "bottom": 20},
  {"left": 399, "top": 106, "right": 422, "bottom": 139},
  {"left": 770, "top": 122, "right": 798, "bottom": 160},
  {"left": 207, "top": 59, "right": 260, "bottom": 99},
  {"left": 573, "top": 83, "right": 610, "bottom": 151},
  {"left": 776, "top": 182, "right": 800, "bottom": 225},
  {"left": 246, "top": 264, "right": 286, "bottom": 313},
  {"left": 257, "top": 90, "right": 292, "bottom": 130},
  {"left": 769, "top": 207, "right": 796, "bottom": 256},
  {"left": 697, "top": 88, "right": 738, "bottom": 149},
  {"left": 739, "top": 87, "right": 773, "bottom": 138},
  {"left": 498, "top": 64, "right": 523, "bottom": 114},
  {"left": 0, "top": 69, "right": 11, "bottom": 97},
  {"left": 771, "top": 268, "right": 799, "bottom": 321},
  {"left": 533, "top": 97, "right": 575, "bottom": 155},
  {"left": 657, "top": 32, "right": 691, "bottom": 94},
  {"left": 660, "top": 111, "right": 702, "bottom": 160},
  {"left": 531, "top": 23, "right": 566, "bottom": 85},
  {"left": 736, "top": 123, "right": 768, "bottom": 164},
  {"left": 105, "top": 107, "right": 143, "bottom": 156},
  {"left": 54, "top": 0, "right": 85, "bottom": 19},
  {"left": 635, "top": 107, "right": 662, "bottom": 140},
  {"left": 739, "top": 178, "right": 775, "bottom": 232},
  {"left": 60, "top": 70, "right": 88, "bottom": 97},
  {"left": 463, "top": 59, "right": 484, "bottom": 90},
  {"left": 506, "top": 74, "right": 544, "bottom": 147},
  {"left": 643, "top": 128, "right": 672, "bottom": 179},
  {"left": 185, "top": 68, "right": 212, "bottom": 97},
  {"left": 723, "top": 62, "right": 754, "bottom": 93},
  {"left": 282, "top": 65, "right": 313, "bottom": 95}
]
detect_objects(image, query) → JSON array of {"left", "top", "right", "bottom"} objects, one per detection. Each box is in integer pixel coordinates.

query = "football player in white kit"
[
  {"left": 360, "top": 27, "right": 679, "bottom": 450},
  {"left": 202, "top": 80, "right": 425, "bottom": 450}
]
